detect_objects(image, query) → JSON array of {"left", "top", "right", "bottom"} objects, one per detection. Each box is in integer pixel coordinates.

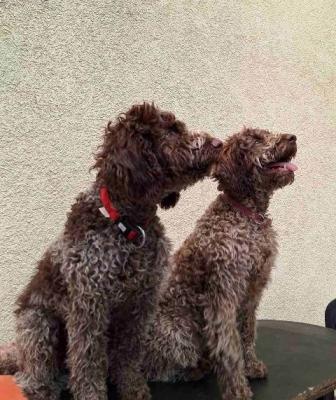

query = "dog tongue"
[{"left": 270, "top": 162, "right": 298, "bottom": 172}]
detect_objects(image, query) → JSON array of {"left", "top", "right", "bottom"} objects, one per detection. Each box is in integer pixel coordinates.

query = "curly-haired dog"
[
  {"left": 141, "top": 128, "right": 297, "bottom": 399},
  {"left": 9, "top": 103, "right": 223, "bottom": 400}
]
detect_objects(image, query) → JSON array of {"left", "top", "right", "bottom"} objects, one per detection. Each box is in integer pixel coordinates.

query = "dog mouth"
[
  {"left": 264, "top": 147, "right": 298, "bottom": 174},
  {"left": 202, "top": 142, "right": 223, "bottom": 170},
  {"left": 191, "top": 137, "right": 223, "bottom": 169},
  {"left": 267, "top": 160, "right": 298, "bottom": 173}
]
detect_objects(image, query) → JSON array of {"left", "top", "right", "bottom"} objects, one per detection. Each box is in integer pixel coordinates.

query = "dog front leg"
[
  {"left": 113, "top": 295, "right": 153, "bottom": 400},
  {"left": 15, "top": 308, "right": 63, "bottom": 400},
  {"left": 239, "top": 277, "right": 269, "bottom": 380},
  {"left": 67, "top": 293, "right": 109, "bottom": 400},
  {"left": 204, "top": 298, "right": 253, "bottom": 400}
]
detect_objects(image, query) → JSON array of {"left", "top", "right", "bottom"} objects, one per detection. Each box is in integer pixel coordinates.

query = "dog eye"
[
  {"left": 170, "top": 123, "right": 180, "bottom": 133},
  {"left": 191, "top": 137, "right": 204, "bottom": 150}
]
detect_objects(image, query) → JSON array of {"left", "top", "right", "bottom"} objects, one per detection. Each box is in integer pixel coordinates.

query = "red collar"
[
  {"left": 99, "top": 187, "right": 146, "bottom": 246},
  {"left": 225, "top": 196, "right": 270, "bottom": 226}
]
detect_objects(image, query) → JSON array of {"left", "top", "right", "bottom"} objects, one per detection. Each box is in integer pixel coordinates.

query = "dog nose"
[
  {"left": 284, "top": 134, "right": 297, "bottom": 142},
  {"left": 211, "top": 138, "right": 223, "bottom": 148}
]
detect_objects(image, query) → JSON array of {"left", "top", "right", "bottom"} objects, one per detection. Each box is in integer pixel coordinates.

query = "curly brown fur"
[
  {"left": 141, "top": 128, "right": 297, "bottom": 399},
  {"left": 0, "top": 342, "right": 18, "bottom": 375},
  {"left": 11, "top": 102, "right": 222, "bottom": 400}
]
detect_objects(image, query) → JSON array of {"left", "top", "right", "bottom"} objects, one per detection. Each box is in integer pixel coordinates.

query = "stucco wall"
[{"left": 0, "top": 0, "right": 335, "bottom": 342}]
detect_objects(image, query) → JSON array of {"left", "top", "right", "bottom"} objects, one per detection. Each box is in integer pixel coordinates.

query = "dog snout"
[
  {"left": 211, "top": 138, "right": 223, "bottom": 148},
  {"left": 282, "top": 134, "right": 297, "bottom": 142}
]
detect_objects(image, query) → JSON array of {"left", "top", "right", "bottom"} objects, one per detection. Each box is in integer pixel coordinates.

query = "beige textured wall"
[{"left": 0, "top": 0, "right": 335, "bottom": 342}]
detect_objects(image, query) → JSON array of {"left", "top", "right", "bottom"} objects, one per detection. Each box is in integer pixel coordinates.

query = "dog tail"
[
  {"left": 143, "top": 312, "right": 200, "bottom": 382},
  {"left": 0, "top": 342, "right": 19, "bottom": 374}
]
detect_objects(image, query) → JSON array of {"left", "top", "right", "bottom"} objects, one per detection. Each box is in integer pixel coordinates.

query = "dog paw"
[
  {"left": 245, "top": 359, "right": 268, "bottom": 379},
  {"left": 221, "top": 373, "right": 253, "bottom": 400},
  {"left": 223, "top": 384, "right": 253, "bottom": 400},
  {"left": 178, "top": 366, "right": 207, "bottom": 382},
  {"left": 235, "top": 382, "right": 253, "bottom": 399},
  {"left": 119, "top": 381, "right": 151, "bottom": 400},
  {"left": 15, "top": 373, "right": 60, "bottom": 400},
  {"left": 20, "top": 386, "right": 60, "bottom": 400}
]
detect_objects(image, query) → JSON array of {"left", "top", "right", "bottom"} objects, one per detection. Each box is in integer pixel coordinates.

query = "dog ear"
[
  {"left": 93, "top": 103, "right": 166, "bottom": 202},
  {"left": 125, "top": 102, "right": 177, "bottom": 133},
  {"left": 160, "top": 192, "right": 181, "bottom": 209},
  {"left": 213, "top": 137, "right": 254, "bottom": 200},
  {"left": 125, "top": 102, "right": 161, "bottom": 132}
]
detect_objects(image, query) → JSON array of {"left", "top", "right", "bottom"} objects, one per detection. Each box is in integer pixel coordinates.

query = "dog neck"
[
  {"left": 223, "top": 189, "right": 273, "bottom": 225},
  {"left": 226, "top": 188, "right": 272, "bottom": 214},
  {"left": 96, "top": 183, "right": 158, "bottom": 228}
]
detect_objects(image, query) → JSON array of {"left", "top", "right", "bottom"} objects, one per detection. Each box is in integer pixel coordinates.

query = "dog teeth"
[{"left": 255, "top": 158, "right": 262, "bottom": 168}]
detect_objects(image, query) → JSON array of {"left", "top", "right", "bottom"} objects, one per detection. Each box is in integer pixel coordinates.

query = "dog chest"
[{"left": 244, "top": 224, "right": 278, "bottom": 276}]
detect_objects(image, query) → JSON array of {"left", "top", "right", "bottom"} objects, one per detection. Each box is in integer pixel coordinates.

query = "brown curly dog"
[
  {"left": 5, "top": 103, "right": 222, "bottom": 400},
  {"left": 141, "top": 128, "right": 297, "bottom": 399}
]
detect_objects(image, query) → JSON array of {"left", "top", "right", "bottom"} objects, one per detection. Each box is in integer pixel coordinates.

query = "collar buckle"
[
  {"left": 99, "top": 187, "right": 147, "bottom": 246},
  {"left": 116, "top": 217, "right": 146, "bottom": 247},
  {"left": 135, "top": 225, "right": 146, "bottom": 248}
]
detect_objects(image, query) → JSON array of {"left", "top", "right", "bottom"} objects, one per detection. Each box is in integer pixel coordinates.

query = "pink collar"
[{"left": 226, "top": 196, "right": 270, "bottom": 226}]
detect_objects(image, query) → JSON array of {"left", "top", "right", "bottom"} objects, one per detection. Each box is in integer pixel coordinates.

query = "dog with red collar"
[{"left": 11, "top": 103, "right": 223, "bottom": 400}]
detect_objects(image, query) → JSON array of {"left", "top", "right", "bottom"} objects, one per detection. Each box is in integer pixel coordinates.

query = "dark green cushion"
[{"left": 62, "top": 320, "right": 336, "bottom": 400}]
